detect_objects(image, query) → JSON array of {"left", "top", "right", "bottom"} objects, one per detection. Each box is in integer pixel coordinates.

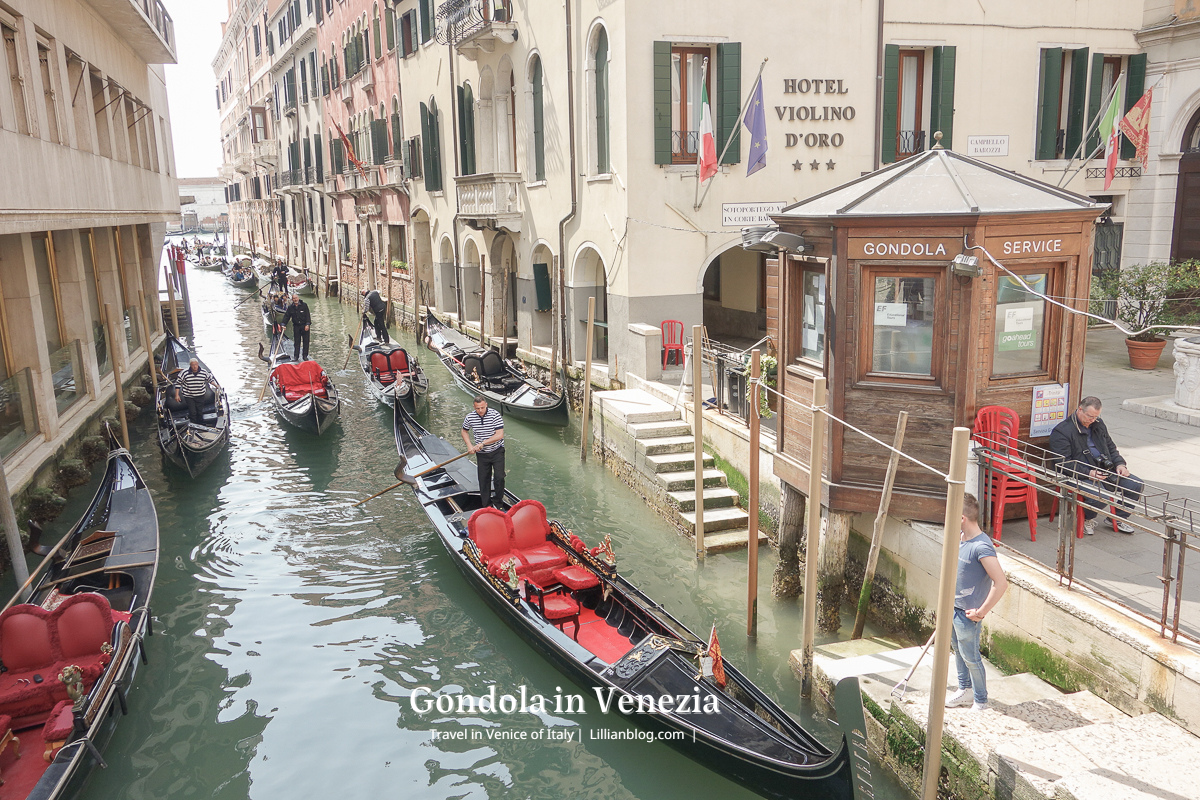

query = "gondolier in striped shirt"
[
  {"left": 462, "top": 396, "right": 504, "bottom": 508},
  {"left": 174, "top": 358, "right": 210, "bottom": 424}
]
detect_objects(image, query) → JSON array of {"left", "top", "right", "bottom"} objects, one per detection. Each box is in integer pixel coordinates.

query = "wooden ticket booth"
[{"left": 768, "top": 145, "right": 1107, "bottom": 522}]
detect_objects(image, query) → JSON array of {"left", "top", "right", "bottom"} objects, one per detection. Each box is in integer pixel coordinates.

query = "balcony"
[
  {"left": 358, "top": 65, "right": 375, "bottom": 94},
  {"left": 455, "top": 172, "right": 523, "bottom": 232},
  {"left": 435, "top": 0, "right": 516, "bottom": 61},
  {"left": 284, "top": 98, "right": 298, "bottom": 117},
  {"left": 278, "top": 169, "right": 302, "bottom": 190},
  {"left": 83, "top": 0, "right": 175, "bottom": 63},
  {"left": 219, "top": 163, "right": 236, "bottom": 181},
  {"left": 386, "top": 163, "right": 406, "bottom": 186},
  {"left": 253, "top": 139, "right": 279, "bottom": 166},
  {"left": 233, "top": 152, "right": 253, "bottom": 174}
]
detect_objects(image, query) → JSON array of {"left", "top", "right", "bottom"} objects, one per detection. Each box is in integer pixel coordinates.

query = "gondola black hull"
[
  {"left": 424, "top": 311, "right": 568, "bottom": 426},
  {"left": 157, "top": 424, "right": 229, "bottom": 475},
  {"left": 356, "top": 324, "right": 429, "bottom": 415},
  {"left": 394, "top": 404, "right": 855, "bottom": 800},
  {"left": 270, "top": 390, "right": 340, "bottom": 435},
  {"left": 155, "top": 332, "right": 231, "bottom": 478}
]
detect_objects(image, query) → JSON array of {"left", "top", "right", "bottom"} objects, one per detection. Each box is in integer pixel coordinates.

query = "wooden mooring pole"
[
  {"left": 136, "top": 290, "right": 157, "bottom": 395},
  {"left": 921, "top": 426, "right": 972, "bottom": 800},
  {"left": 852, "top": 410, "right": 908, "bottom": 639},
  {"left": 579, "top": 296, "right": 596, "bottom": 463},
  {"left": 164, "top": 256, "right": 180, "bottom": 336},
  {"left": 800, "top": 376, "right": 826, "bottom": 698},
  {"left": 104, "top": 303, "right": 131, "bottom": 451},
  {"left": 693, "top": 325, "right": 705, "bottom": 557},
  {"left": 747, "top": 349, "right": 761, "bottom": 637}
]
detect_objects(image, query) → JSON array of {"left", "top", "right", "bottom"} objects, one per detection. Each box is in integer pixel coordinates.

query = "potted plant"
[
  {"left": 391, "top": 259, "right": 408, "bottom": 274},
  {"left": 1095, "top": 261, "right": 1200, "bottom": 370},
  {"left": 743, "top": 355, "right": 779, "bottom": 417}
]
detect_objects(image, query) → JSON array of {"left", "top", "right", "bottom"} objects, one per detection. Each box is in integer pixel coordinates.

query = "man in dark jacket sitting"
[
  {"left": 1048, "top": 396, "right": 1142, "bottom": 535},
  {"left": 282, "top": 294, "right": 312, "bottom": 361}
]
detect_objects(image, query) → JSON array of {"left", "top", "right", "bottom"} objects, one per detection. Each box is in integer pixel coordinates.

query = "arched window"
[
  {"left": 594, "top": 27, "right": 610, "bottom": 174},
  {"left": 458, "top": 82, "right": 476, "bottom": 175},
  {"left": 372, "top": 4, "right": 381, "bottom": 61},
  {"left": 530, "top": 55, "right": 545, "bottom": 181}
]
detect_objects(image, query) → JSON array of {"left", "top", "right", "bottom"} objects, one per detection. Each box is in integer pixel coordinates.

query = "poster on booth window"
[{"left": 1030, "top": 383, "right": 1069, "bottom": 438}]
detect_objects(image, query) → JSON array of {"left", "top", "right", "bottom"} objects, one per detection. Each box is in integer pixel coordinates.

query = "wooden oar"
[
  {"left": 233, "top": 284, "right": 265, "bottom": 308},
  {"left": 343, "top": 314, "right": 367, "bottom": 370},
  {"left": 258, "top": 336, "right": 283, "bottom": 402},
  {"left": 1, "top": 527, "right": 77, "bottom": 613},
  {"left": 353, "top": 451, "right": 474, "bottom": 507}
]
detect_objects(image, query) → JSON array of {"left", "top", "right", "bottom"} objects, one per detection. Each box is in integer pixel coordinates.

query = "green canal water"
[{"left": 16, "top": 254, "right": 910, "bottom": 799}]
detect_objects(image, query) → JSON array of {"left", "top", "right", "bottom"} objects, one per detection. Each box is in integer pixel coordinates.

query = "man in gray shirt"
[{"left": 946, "top": 493, "right": 1008, "bottom": 711}]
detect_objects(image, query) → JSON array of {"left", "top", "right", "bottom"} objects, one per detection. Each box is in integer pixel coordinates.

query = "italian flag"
[
  {"left": 698, "top": 81, "right": 718, "bottom": 183},
  {"left": 1100, "top": 79, "right": 1124, "bottom": 191}
]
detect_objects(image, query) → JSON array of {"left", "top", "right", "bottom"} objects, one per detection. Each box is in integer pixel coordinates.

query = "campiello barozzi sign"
[{"left": 776, "top": 78, "right": 854, "bottom": 151}]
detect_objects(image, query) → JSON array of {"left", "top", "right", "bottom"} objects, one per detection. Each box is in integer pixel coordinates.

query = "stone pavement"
[
  {"left": 1000, "top": 327, "right": 1200, "bottom": 644},
  {"left": 810, "top": 638, "right": 1200, "bottom": 800}
]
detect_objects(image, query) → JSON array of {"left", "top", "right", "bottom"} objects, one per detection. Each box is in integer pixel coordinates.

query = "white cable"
[{"left": 968, "top": 243, "right": 1200, "bottom": 340}]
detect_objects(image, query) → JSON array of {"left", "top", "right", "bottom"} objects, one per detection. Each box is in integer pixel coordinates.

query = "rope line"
[{"left": 748, "top": 377, "right": 951, "bottom": 480}]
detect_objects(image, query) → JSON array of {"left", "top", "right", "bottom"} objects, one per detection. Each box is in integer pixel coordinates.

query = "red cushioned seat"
[
  {"left": 273, "top": 361, "right": 329, "bottom": 402},
  {"left": 468, "top": 507, "right": 524, "bottom": 573},
  {"left": 387, "top": 349, "right": 409, "bottom": 374},
  {"left": 369, "top": 352, "right": 396, "bottom": 385},
  {"left": 507, "top": 500, "right": 568, "bottom": 572},
  {"left": 41, "top": 701, "right": 73, "bottom": 742},
  {"left": 554, "top": 565, "right": 599, "bottom": 591},
  {"left": 540, "top": 593, "right": 579, "bottom": 621}
]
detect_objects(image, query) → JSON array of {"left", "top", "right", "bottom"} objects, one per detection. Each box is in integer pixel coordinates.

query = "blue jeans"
[
  {"left": 951, "top": 608, "right": 987, "bottom": 704},
  {"left": 1074, "top": 473, "right": 1143, "bottom": 521}
]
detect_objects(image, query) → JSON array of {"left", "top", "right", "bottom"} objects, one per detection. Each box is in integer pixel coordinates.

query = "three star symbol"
[
  {"left": 793, "top": 160, "right": 804, "bottom": 171},
  {"left": 810, "top": 160, "right": 820, "bottom": 170},
  {"left": 827, "top": 160, "right": 836, "bottom": 170}
]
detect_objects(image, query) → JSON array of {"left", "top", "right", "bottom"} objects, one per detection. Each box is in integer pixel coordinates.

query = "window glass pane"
[
  {"left": 687, "top": 53, "right": 703, "bottom": 132},
  {"left": 993, "top": 273, "right": 1046, "bottom": 375},
  {"left": 671, "top": 53, "right": 681, "bottom": 133},
  {"left": 872, "top": 276, "right": 934, "bottom": 375},
  {"left": 801, "top": 270, "right": 826, "bottom": 364},
  {"left": 31, "top": 235, "right": 63, "bottom": 352},
  {"left": 900, "top": 55, "right": 919, "bottom": 131}
]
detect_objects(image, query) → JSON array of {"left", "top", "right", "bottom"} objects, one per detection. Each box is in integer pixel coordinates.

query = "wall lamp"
[
  {"left": 741, "top": 226, "right": 814, "bottom": 255},
  {"left": 951, "top": 253, "right": 981, "bottom": 277}
]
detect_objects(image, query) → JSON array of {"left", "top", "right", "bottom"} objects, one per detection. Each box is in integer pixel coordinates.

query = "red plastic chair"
[
  {"left": 661, "top": 320, "right": 685, "bottom": 369},
  {"left": 971, "top": 406, "right": 1040, "bottom": 541}
]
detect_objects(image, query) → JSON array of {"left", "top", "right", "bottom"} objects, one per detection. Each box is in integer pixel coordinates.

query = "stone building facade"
[{"left": 0, "top": 0, "right": 178, "bottom": 490}]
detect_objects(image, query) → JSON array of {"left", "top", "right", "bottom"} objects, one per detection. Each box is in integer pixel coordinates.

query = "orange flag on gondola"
[
  {"left": 707, "top": 624, "right": 727, "bottom": 688},
  {"left": 331, "top": 118, "right": 369, "bottom": 181}
]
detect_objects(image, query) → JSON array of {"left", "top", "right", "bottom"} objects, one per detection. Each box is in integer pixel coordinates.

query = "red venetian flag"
[
  {"left": 697, "top": 70, "right": 718, "bottom": 183},
  {"left": 331, "top": 118, "right": 369, "bottom": 181},
  {"left": 1118, "top": 86, "right": 1154, "bottom": 170},
  {"left": 707, "top": 624, "right": 727, "bottom": 688}
]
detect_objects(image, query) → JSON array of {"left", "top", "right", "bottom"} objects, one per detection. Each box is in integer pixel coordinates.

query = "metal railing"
[
  {"left": 896, "top": 129, "right": 926, "bottom": 158},
  {"left": 435, "top": 0, "right": 514, "bottom": 45},
  {"left": 1086, "top": 166, "right": 1142, "bottom": 179},
  {"left": 0, "top": 369, "right": 37, "bottom": 460},
  {"left": 671, "top": 130, "right": 699, "bottom": 162},
  {"left": 974, "top": 433, "right": 1199, "bottom": 646},
  {"left": 133, "top": 0, "right": 175, "bottom": 53}
]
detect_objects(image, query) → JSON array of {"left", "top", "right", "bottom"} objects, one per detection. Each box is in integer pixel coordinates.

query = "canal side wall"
[
  {"left": 839, "top": 512, "right": 1200, "bottom": 739},
  {"left": 2, "top": 337, "right": 162, "bottom": 574}
]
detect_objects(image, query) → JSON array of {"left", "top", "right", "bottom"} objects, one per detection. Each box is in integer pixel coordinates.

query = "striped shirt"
[
  {"left": 175, "top": 367, "right": 210, "bottom": 398},
  {"left": 463, "top": 408, "right": 504, "bottom": 453}
]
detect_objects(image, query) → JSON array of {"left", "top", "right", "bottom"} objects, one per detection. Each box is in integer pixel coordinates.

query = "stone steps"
[
  {"left": 680, "top": 506, "right": 750, "bottom": 533},
  {"left": 656, "top": 468, "right": 728, "bottom": 492},
  {"left": 701, "top": 528, "right": 771, "bottom": 554},
  {"left": 667, "top": 486, "right": 741, "bottom": 512},
  {"left": 636, "top": 435, "right": 699, "bottom": 456},
  {"left": 645, "top": 451, "right": 716, "bottom": 473},
  {"left": 808, "top": 637, "right": 1200, "bottom": 800},
  {"left": 628, "top": 420, "right": 693, "bottom": 439}
]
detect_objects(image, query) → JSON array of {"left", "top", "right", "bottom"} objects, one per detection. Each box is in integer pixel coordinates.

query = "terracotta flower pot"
[{"left": 1126, "top": 337, "right": 1167, "bottom": 370}]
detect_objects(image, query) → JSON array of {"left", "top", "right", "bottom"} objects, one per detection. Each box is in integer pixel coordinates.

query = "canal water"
[{"left": 20, "top": 244, "right": 909, "bottom": 799}]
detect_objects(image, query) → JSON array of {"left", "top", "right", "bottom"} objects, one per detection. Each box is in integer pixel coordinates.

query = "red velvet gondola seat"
[
  {"left": 467, "top": 507, "right": 524, "bottom": 578},
  {"left": 369, "top": 352, "right": 395, "bottom": 385},
  {"left": 387, "top": 349, "right": 409, "bottom": 375},
  {"left": 273, "top": 361, "right": 330, "bottom": 402},
  {"left": 0, "top": 594, "right": 114, "bottom": 728},
  {"left": 553, "top": 565, "right": 599, "bottom": 591},
  {"left": 507, "top": 500, "right": 569, "bottom": 572}
]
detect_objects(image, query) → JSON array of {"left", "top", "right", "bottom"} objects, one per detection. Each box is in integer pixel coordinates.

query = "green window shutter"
[
  {"left": 1036, "top": 47, "right": 1063, "bottom": 160},
  {"left": 716, "top": 42, "right": 741, "bottom": 164},
  {"left": 533, "top": 263, "right": 552, "bottom": 311},
  {"left": 386, "top": 10, "right": 395, "bottom": 52},
  {"left": 930, "top": 46, "right": 956, "bottom": 149},
  {"left": 392, "top": 112, "right": 402, "bottom": 158},
  {"left": 458, "top": 85, "right": 477, "bottom": 175},
  {"left": 419, "top": 0, "right": 432, "bottom": 44},
  {"left": 881, "top": 44, "right": 899, "bottom": 163},
  {"left": 1086, "top": 52, "right": 1106, "bottom": 156},
  {"left": 596, "top": 32, "right": 609, "bottom": 173},
  {"left": 420, "top": 102, "right": 434, "bottom": 190},
  {"left": 1121, "top": 53, "right": 1147, "bottom": 159},
  {"left": 533, "top": 59, "right": 545, "bottom": 180},
  {"left": 653, "top": 41, "right": 672, "bottom": 165},
  {"left": 314, "top": 133, "right": 323, "bottom": 181},
  {"left": 466, "top": 89, "right": 476, "bottom": 175},
  {"left": 431, "top": 105, "right": 443, "bottom": 190},
  {"left": 373, "top": 17, "right": 381, "bottom": 60},
  {"left": 1064, "top": 48, "right": 1089, "bottom": 160}
]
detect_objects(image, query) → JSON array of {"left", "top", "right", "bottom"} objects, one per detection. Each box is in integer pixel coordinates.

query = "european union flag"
[{"left": 743, "top": 75, "right": 768, "bottom": 176}]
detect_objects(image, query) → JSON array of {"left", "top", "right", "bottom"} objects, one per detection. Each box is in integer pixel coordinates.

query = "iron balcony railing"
[
  {"left": 434, "top": 0, "right": 514, "bottom": 46},
  {"left": 133, "top": 0, "right": 175, "bottom": 53},
  {"left": 896, "top": 129, "right": 926, "bottom": 159},
  {"left": 671, "top": 130, "right": 699, "bottom": 162}
]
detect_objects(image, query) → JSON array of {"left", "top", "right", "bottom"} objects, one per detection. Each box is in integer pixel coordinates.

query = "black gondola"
[
  {"left": 0, "top": 441, "right": 158, "bottom": 800},
  {"left": 261, "top": 294, "right": 289, "bottom": 337},
  {"left": 352, "top": 316, "right": 429, "bottom": 415},
  {"left": 226, "top": 262, "right": 258, "bottom": 289},
  {"left": 424, "top": 310, "right": 568, "bottom": 426},
  {"left": 392, "top": 403, "right": 866, "bottom": 800},
  {"left": 257, "top": 336, "right": 340, "bottom": 436},
  {"left": 155, "top": 332, "right": 231, "bottom": 477}
]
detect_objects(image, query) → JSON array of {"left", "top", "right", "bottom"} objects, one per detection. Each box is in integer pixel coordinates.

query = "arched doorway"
[
  {"left": 530, "top": 243, "right": 554, "bottom": 348},
  {"left": 462, "top": 237, "right": 482, "bottom": 323},
  {"left": 572, "top": 246, "right": 608, "bottom": 362},
  {"left": 699, "top": 244, "right": 768, "bottom": 347},
  {"left": 489, "top": 232, "right": 517, "bottom": 340},
  {"left": 411, "top": 209, "right": 434, "bottom": 310},
  {"left": 438, "top": 235, "right": 456, "bottom": 314},
  {"left": 1172, "top": 107, "right": 1200, "bottom": 261}
]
